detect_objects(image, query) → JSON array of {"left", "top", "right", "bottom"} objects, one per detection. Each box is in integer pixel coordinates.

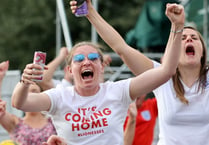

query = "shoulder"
[{"left": 101, "top": 79, "right": 131, "bottom": 89}]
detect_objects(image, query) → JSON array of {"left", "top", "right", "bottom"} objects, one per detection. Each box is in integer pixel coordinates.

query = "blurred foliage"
[
  {"left": 0, "top": 0, "right": 56, "bottom": 71},
  {"left": 65, "top": 0, "right": 145, "bottom": 51},
  {"left": 0, "top": 0, "right": 145, "bottom": 71}
]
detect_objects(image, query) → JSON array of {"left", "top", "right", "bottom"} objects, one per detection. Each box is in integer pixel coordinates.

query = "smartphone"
[{"left": 75, "top": 0, "right": 88, "bottom": 17}]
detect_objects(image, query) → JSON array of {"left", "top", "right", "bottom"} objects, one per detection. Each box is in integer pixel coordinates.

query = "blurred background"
[{"left": 0, "top": 0, "right": 208, "bottom": 71}]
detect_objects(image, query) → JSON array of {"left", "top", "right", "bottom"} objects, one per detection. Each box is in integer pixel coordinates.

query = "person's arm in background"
[
  {"left": 0, "top": 61, "right": 19, "bottom": 133},
  {"left": 0, "top": 99, "right": 19, "bottom": 133},
  {"left": 124, "top": 102, "right": 137, "bottom": 145},
  {"left": 70, "top": 0, "right": 153, "bottom": 76},
  {"left": 103, "top": 54, "right": 112, "bottom": 67},
  {"left": 0, "top": 61, "right": 9, "bottom": 95},
  {"left": 38, "top": 47, "right": 69, "bottom": 90}
]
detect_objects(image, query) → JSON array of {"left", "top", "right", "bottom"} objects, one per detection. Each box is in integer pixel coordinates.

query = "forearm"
[
  {"left": 11, "top": 82, "right": 29, "bottom": 110},
  {"left": 124, "top": 118, "right": 136, "bottom": 145},
  {"left": 39, "top": 56, "right": 64, "bottom": 90},
  {"left": 44, "top": 55, "right": 64, "bottom": 81},
  {"left": 162, "top": 23, "right": 183, "bottom": 75},
  {"left": 86, "top": 5, "right": 153, "bottom": 75},
  {"left": 0, "top": 112, "right": 17, "bottom": 133},
  {"left": 87, "top": 5, "right": 126, "bottom": 55},
  {"left": 161, "top": 4, "right": 185, "bottom": 75}
]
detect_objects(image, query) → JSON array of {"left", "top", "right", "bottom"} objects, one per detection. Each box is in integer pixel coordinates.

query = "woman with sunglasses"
[{"left": 11, "top": 3, "right": 184, "bottom": 144}]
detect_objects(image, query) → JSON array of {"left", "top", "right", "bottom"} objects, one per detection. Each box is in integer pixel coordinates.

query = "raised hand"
[
  {"left": 70, "top": 0, "right": 92, "bottom": 14},
  {"left": 0, "top": 61, "right": 9, "bottom": 83},
  {"left": 165, "top": 3, "right": 185, "bottom": 27},
  {"left": 21, "top": 63, "right": 46, "bottom": 85},
  {"left": 103, "top": 54, "right": 112, "bottom": 67},
  {"left": 59, "top": 47, "right": 69, "bottom": 61},
  {"left": 128, "top": 102, "right": 137, "bottom": 120}
]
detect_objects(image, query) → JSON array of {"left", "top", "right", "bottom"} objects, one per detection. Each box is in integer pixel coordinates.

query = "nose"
[
  {"left": 82, "top": 57, "right": 91, "bottom": 66},
  {"left": 186, "top": 35, "right": 192, "bottom": 42}
]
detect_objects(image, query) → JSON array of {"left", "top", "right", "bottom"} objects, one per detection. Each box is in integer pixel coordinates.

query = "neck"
[
  {"left": 24, "top": 112, "right": 45, "bottom": 121},
  {"left": 75, "top": 85, "right": 100, "bottom": 96},
  {"left": 178, "top": 65, "right": 200, "bottom": 87},
  {"left": 23, "top": 112, "right": 48, "bottom": 128}
]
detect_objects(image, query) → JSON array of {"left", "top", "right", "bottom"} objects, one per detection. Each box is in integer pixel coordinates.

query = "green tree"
[
  {"left": 0, "top": 0, "right": 145, "bottom": 71},
  {"left": 0, "top": 0, "right": 56, "bottom": 70},
  {"left": 66, "top": 0, "right": 145, "bottom": 51}
]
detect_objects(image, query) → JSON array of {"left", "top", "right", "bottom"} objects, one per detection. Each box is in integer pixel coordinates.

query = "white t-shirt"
[
  {"left": 153, "top": 61, "right": 209, "bottom": 145},
  {"left": 44, "top": 79, "right": 132, "bottom": 145}
]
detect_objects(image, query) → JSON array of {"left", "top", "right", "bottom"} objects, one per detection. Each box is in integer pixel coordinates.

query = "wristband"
[{"left": 171, "top": 28, "right": 184, "bottom": 34}]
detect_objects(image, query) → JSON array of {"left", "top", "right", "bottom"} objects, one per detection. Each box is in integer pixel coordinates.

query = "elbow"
[
  {"left": 164, "top": 67, "right": 176, "bottom": 80},
  {"left": 163, "top": 62, "right": 177, "bottom": 77},
  {"left": 11, "top": 101, "right": 19, "bottom": 110},
  {"left": 11, "top": 99, "right": 22, "bottom": 110},
  {"left": 159, "top": 65, "right": 177, "bottom": 82},
  {"left": 168, "top": 68, "right": 176, "bottom": 77},
  {"left": 170, "top": 67, "right": 177, "bottom": 76}
]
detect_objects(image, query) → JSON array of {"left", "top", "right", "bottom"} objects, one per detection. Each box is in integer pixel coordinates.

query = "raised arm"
[
  {"left": 0, "top": 61, "right": 9, "bottom": 95},
  {"left": 130, "top": 3, "right": 185, "bottom": 100},
  {"left": 0, "top": 61, "right": 18, "bottom": 133},
  {"left": 11, "top": 63, "right": 51, "bottom": 112},
  {"left": 70, "top": 0, "right": 153, "bottom": 75},
  {"left": 38, "top": 47, "right": 69, "bottom": 90},
  {"left": 124, "top": 102, "right": 137, "bottom": 145},
  {"left": 0, "top": 99, "right": 19, "bottom": 133}
]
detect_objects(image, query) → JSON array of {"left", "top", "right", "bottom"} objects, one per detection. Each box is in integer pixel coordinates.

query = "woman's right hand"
[
  {"left": 165, "top": 3, "right": 185, "bottom": 27},
  {"left": 21, "top": 63, "right": 46, "bottom": 85},
  {"left": 70, "top": 0, "right": 78, "bottom": 14},
  {"left": 69, "top": 0, "right": 92, "bottom": 15}
]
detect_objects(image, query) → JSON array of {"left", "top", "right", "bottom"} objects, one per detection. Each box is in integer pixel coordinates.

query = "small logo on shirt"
[{"left": 141, "top": 110, "right": 151, "bottom": 121}]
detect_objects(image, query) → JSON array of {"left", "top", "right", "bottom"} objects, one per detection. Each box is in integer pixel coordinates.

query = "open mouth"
[
  {"left": 186, "top": 45, "right": 195, "bottom": 56},
  {"left": 81, "top": 70, "right": 94, "bottom": 79}
]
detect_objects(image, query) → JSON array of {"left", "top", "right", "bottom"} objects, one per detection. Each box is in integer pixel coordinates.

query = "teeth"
[
  {"left": 83, "top": 70, "right": 92, "bottom": 73},
  {"left": 81, "top": 69, "right": 93, "bottom": 79}
]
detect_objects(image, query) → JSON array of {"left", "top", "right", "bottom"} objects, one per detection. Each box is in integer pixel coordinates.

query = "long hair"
[{"left": 172, "top": 26, "right": 208, "bottom": 104}]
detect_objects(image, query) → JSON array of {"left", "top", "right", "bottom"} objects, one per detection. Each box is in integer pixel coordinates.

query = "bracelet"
[{"left": 171, "top": 28, "right": 184, "bottom": 34}]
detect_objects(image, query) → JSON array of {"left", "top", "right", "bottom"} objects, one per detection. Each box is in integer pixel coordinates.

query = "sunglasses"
[{"left": 73, "top": 53, "right": 100, "bottom": 62}]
